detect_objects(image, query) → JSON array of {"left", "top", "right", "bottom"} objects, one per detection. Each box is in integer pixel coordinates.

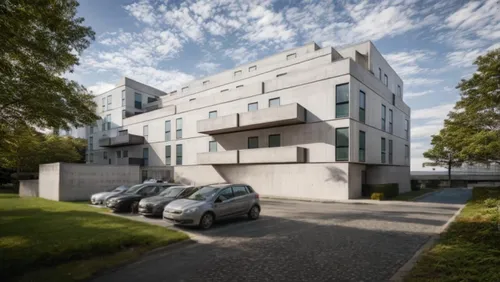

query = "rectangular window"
[
  {"left": 176, "top": 118, "right": 182, "bottom": 139},
  {"left": 405, "top": 145, "right": 409, "bottom": 163},
  {"left": 359, "top": 90, "right": 366, "bottom": 123},
  {"left": 384, "top": 74, "right": 388, "bottom": 86},
  {"left": 101, "top": 118, "right": 105, "bottom": 131},
  {"left": 381, "top": 105, "right": 386, "bottom": 131},
  {"left": 359, "top": 131, "right": 365, "bottom": 162},
  {"left": 170, "top": 90, "right": 177, "bottom": 95},
  {"left": 143, "top": 148, "right": 149, "bottom": 166},
  {"left": 89, "top": 137, "right": 93, "bottom": 151},
  {"left": 147, "top": 97, "right": 156, "bottom": 103},
  {"left": 378, "top": 68, "right": 382, "bottom": 80},
  {"left": 90, "top": 153, "right": 94, "bottom": 163},
  {"left": 165, "top": 145, "right": 171, "bottom": 165},
  {"left": 405, "top": 119, "right": 409, "bottom": 140},
  {"left": 392, "top": 93, "right": 396, "bottom": 105},
  {"left": 102, "top": 97, "right": 106, "bottom": 112},
  {"left": 335, "top": 128, "right": 349, "bottom": 161},
  {"left": 389, "top": 109, "right": 393, "bottom": 134},
  {"left": 397, "top": 85, "right": 401, "bottom": 96},
  {"left": 249, "top": 65, "right": 257, "bottom": 72},
  {"left": 234, "top": 70, "right": 242, "bottom": 77},
  {"left": 389, "top": 140, "right": 393, "bottom": 164},
  {"left": 336, "top": 83, "right": 349, "bottom": 118},
  {"left": 209, "top": 141, "right": 217, "bottom": 152},
  {"left": 220, "top": 89, "right": 229, "bottom": 93},
  {"left": 143, "top": 125, "right": 148, "bottom": 141},
  {"left": 268, "top": 134, "right": 281, "bottom": 147},
  {"left": 134, "top": 93, "right": 142, "bottom": 109},
  {"left": 123, "top": 150, "right": 128, "bottom": 158},
  {"left": 103, "top": 151, "right": 108, "bottom": 160},
  {"left": 119, "top": 130, "right": 128, "bottom": 136},
  {"left": 107, "top": 95, "right": 112, "bottom": 109},
  {"left": 248, "top": 136, "right": 259, "bottom": 149},
  {"left": 248, "top": 102, "right": 258, "bottom": 112},
  {"left": 181, "top": 86, "right": 189, "bottom": 93},
  {"left": 269, "top": 97, "right": 280, "bottom": 107},
  {"left": 89, "top": 125, "right": 94, "bottom": 135},
  {"left": 203, "top": 80, "right": 210, "bottom": 86},
  {"left": 176, "top": 144, "right": 182, "bottom": 165},
  {"left": 276, "top": 72, "right": 287, "bottom": 77},
  {"left": 165, "top": 120, "right": 171, "bottom": 141},
  {"left": 236, "top": 85, "right": 244, "bottom": 88},
  {"left": 209, "top": 111, "right": 217, "bottom": 119},
  {"left": 381, "top": 138, "right": 386, "bottom": 164},
  {"left": 286, "top": 53, "right": 297, "bottom": 60},
  {"left": 106, "top": 114, "right": 111, "bottom": 130},
  {"left": 116, "top": 151, "right": 121, "bottom": 159},
  {"left": 189, "top": 98, "right": 196, "bottom": 102},
  {"left": 121, "top": 90, "right": 125, "bottom": 106}
]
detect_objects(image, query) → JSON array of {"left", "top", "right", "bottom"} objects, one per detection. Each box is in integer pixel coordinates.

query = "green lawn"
[
  {"left": 406, "top": 187, "right": 500, "bottom": 281},
  {"left": 0, "top": 194, "right": 188, "bottom": 281},
  {"left": 392, "top": 188, "right": 436, "bottom": 201}
]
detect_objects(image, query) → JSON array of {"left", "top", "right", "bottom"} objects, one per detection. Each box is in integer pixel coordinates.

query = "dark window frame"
[
  {"left": 335, "top": 83, "right": 349, "bottom": 118},
  {"left": 359, "top": 131, "right": 365, "bottom": 162},
  {"left": 165, "top": 145, "right": 171, "bottom": 165},
  {"left": 176, "top": 144, "right": 183, "bottom": 165},
  {"left": 359, "top": 90, "right": 366, "bottom": 123},
  {"left": 389, "top": 140, "right": 393, "bottom": 164},
  {"left": 268, "top": 134, "right": 281, "bottom": 148},
  {"left": 381, "top": 138, "right": 386, "bottom": 164},
  {"left": 335, "top": 127, "right": 349, "bottom": 161},
  {"left": 248, "top": 136, "right": 259, "bottom": 149}
]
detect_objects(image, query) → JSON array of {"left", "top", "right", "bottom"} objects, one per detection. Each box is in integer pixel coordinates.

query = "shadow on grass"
[{"left": 0, "top": 208, "right": 186, "bottom": 281}]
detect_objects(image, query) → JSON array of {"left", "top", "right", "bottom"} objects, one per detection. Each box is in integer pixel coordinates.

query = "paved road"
[
  {"left": 92, "top": 199, "right": 464, "bottom": 282},
  {"left": 416, "top": 188, "right": 472, "bottom": 204}
]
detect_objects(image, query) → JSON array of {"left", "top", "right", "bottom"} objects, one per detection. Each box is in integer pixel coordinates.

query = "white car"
[{"left": 90, "top": 185, "right": 129, "bottom": 205}]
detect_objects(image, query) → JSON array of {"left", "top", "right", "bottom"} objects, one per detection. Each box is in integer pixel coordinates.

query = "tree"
[
  {"left": 444, "top": 48, "right": 500, "bottom": 164},
  {"left": 423, "top": 130, "right": 465, "bottom": 187},
  {"left": 0, "top": 0, "right": 98, "bottom": 141}
]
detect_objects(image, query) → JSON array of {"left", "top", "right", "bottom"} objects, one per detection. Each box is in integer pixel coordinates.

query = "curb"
[{"left": 389, "top": 203, "right": 467, "bottom": 281}]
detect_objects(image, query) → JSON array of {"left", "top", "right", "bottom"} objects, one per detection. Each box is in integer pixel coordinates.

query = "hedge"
[{"left": 362, "top": 183, "right": 399, "bottom": 199}]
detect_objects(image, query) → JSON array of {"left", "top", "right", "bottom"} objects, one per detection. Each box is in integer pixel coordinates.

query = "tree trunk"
[{"left": 447, "top": 161, "right": 452, "bottom": 188}]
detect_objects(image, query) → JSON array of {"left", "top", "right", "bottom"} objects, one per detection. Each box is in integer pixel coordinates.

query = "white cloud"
[
  {"left": 404, "top": 90, "right": 433, "bottom": 99},
  {"left": 412, "top": 103, "right": 455, "bottom": 120},
  {"left": 124, "top": 0, "right": 157, "bottom": 25},
  {"left": 384, "top": 50, "right": 434, "bottom": 78},
  {"left": 446, "top": 49, "right": 483, "bottom": 67},
  {"left": 196, "top": 62, "right": 220, "bottom": 73},
  {"left": 411, "top": 124, "right": 442, "bottom": 138},
  {"left": 405, "top": 77, "right": 443, "bottom": 87},
  {"left": 224, "top": 47, "right": 259, "bottom": 64},
  {"left": 87, "top": 82, "right": 115, "bottom": 95}
]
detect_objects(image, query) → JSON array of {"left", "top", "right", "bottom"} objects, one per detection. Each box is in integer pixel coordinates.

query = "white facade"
[{"left": 86, "top": 41, "right": 411, "bottom": 200}]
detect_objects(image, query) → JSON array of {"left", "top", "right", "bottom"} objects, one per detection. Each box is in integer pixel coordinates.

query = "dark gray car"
[{"left": 138, "top": 186, "right": 199, "bottom": 217}]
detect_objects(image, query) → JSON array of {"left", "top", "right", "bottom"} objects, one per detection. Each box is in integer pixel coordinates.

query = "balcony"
[
  {"left": 99, "top": 133, "right": 145, "bottom": 148},
  {"left": 197, "top": 113, "right": 238, "bottom": 134},
  {"left": 239, "top": 103, "right": 306, "bottom": 130},
  {"left": 239, "top": 146, "right": 306, "bottom": 164},
  {"left": 197, "top": 151, "right": 239, "bottom": 165},
  {"left": 197, "top": 103, "right": 306, "bottom": 135}
]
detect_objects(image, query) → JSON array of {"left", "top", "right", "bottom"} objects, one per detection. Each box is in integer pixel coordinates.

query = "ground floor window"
[{"left": 336, "top": 127, "right": 349, "bottom": 161}]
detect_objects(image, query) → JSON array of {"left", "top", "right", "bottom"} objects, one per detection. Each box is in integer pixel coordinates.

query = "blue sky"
[{"left": 72, "top": 0, "right": 500, "bottom": 171}]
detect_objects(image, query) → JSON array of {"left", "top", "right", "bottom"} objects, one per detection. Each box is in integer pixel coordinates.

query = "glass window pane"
[
  {"left": 359, "top": 108, "right": 365, "bottom": 123},
  {"left": 176, "top": 118, "right": 182, "bottom": 129},
  {"left": 176, "top": 144, "right": 182, "bottom": 165},
  {"left": 232, "top": 186, "right": 248, "bottom": 197},
  {"left": 209, "top": 141, "right": 217, "bottom": 152},
  {"left": 359, "top": 91, "right": 365, "bottom": 109},
  {"left": 269, "top": 98, "right": 280, "bottom": 107},
  {"left": 336, "top": 84, "right": 349, "bottom": 103},
  {"left": 248, "top": 102, "right": 258, "bottom": 112},
  {"left": 336, "top": 147, "right": 348, "bottom": 161},
  {"left": 269, "top": 134, "right": 280, "bottom": 147},
  {"left": 248, "top": 137, "right": 259, "bottom": 149},
  {"left": 135, "top": 93, "right": 142, "bottom": 109},
  {"left": 209, "top": 111, "right": 217, "bottom": 119},
  {"left": 336, "top": 128, "right": 349, "bottom": 147},
  {"left": 219, "top": 188, "right": 234, "bottom": 200},
  {"left": 336, "top": 103, "right": 349, "bottom": 118}
]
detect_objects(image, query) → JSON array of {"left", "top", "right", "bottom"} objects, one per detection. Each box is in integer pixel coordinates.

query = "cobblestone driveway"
[{"left": 92, "top": 198, "right": 463, "bottom": 282}]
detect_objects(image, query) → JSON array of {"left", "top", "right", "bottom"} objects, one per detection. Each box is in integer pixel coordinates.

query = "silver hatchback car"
[{"left": 163, "top": 184, "right": 260, "bottom": 229}]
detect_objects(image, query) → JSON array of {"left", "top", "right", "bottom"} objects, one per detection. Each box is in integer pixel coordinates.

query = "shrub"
[
  {"left": 371, "top": 193, "right": 384, "bottom": 200},
  {"left": 411, "top": 180, "right": 420, "bottom": 191}
]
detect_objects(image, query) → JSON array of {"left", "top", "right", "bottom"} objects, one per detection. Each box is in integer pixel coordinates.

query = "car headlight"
[{"left": 184, "top": 207, "right": 198, "bottom": 214}]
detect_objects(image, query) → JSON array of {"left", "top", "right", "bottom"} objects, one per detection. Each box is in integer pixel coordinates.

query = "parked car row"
[{"left": 90, "top": 182, "right": 261, "bottom": 229}]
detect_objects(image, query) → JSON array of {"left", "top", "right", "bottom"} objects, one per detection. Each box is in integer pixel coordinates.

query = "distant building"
[{"left": 85, "top": 41, "right": 411, "bottom": 200}]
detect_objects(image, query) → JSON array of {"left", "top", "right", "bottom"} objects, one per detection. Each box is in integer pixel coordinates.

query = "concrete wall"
[
  {"left": 19, "top": 180, "right": 39, "bottom": 197},
  {"left": 175, "top": 163, "right": 351, "bottom": 200},
  {"left": 39, "top": 163, "right": 61, "bottom": 201},
  {"left": 366, "top": 165, "right": 411, "bottom": 193}
]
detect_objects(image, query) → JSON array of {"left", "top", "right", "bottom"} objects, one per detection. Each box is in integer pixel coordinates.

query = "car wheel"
[
  {"left": 248, "top": 205, "right": 260, "bottom": 220},
  {"left": 199, "top": 212, "right": 214, "bottom": 229}
]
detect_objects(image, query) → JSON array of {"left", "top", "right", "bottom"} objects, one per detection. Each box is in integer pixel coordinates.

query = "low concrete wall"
[
  {"left": 38, "top": 162, "right": 141, "bottom": 201},
  {"left": 19, "top": 180, "right": 39, "bottom": 197},
  {"left": 366, "top": 165, "right": 411, "bottom": 194}
]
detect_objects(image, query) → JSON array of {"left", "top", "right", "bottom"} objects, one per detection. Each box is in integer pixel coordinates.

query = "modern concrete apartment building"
[{"left": 86, "top": 41, "right": 411, "bottom": 200}]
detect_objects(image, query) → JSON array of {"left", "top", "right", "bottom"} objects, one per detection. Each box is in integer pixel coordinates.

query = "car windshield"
[
  {"left": 112, "top": 185, "right": 128, "bottom": 192},
  {"left": 187, "top": 186, "right": 220, "bottom": 201},
  {"left": 125, "top": 184, "right": 145, "bottom": 194},
  {"left": 159, "top": 187, "right": 184, "bottom": 197}
]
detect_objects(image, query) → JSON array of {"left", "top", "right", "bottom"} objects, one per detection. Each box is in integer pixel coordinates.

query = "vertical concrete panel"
[
  {"left": 348, "top": 164, "right": 366, "bottom": 199},
  {"left": 39, "top": 163, "right": 61, "bottom": 201},
  {"left": 19, "top": 180, "right": 39, "bottom": 197},
  {"left": 58, "top": 163, "right": 141, "bottom": 201}
]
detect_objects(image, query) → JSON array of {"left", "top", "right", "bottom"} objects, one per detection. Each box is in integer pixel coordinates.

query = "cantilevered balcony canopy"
[{"left": 99, "top": 133, "right": 145, "bottom": 148}]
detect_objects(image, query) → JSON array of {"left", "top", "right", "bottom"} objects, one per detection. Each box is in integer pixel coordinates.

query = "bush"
[
  {"left": 363, "top": 183, "right": 399, "bottom": 199},
  {"left": 411, "top": 180, "right": 420, "bottom": 191},
  {"left": 371, "top": 193, "right": 384, "bottom": 200}
]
